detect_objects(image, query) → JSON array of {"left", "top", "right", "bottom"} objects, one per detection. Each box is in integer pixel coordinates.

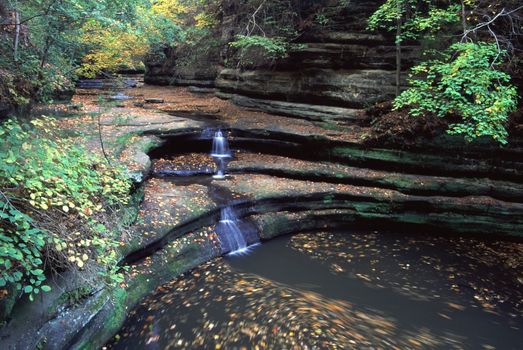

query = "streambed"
[
  {"left": 105, "top": 125, "right": 523, "bottom": 349},
  {"left": 106, "top": 231, "right": 523, "bottom": 349},
  {"left": 3, "top": 84, "right": 522, "bottom": 350},
  {"left": 57, "top": 90, "right": 522, "bottom": 348}
]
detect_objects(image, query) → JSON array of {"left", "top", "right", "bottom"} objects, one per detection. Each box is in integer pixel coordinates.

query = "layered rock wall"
[{"left": 144, "top": 0, "right": 416, "bottom": 118}]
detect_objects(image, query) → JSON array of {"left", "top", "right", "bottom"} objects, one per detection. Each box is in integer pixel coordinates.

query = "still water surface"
[{"left": 107, "top": 231, "right": 523, "bottom": 349}]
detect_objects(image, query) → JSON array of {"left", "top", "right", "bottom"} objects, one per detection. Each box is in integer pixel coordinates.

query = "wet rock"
[
  {"left": 145, "top": 98, "right": 165, "bottom": 104},
  {"left": 78, "top": 79, "right": 104, "bottom": 89},
  {"left": 70, "top": 228, "right": 220, "bottom": 350},
  {"left": 109, "top": 92, "right": 132, "bottom": 101},
  {"left": 123, "top": 79, "right": 137, "bottom": 88},
  {"left": 188, "top": 86, "right": 217, "bottom": 94}
]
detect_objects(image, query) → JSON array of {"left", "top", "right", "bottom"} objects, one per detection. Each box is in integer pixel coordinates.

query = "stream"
[
  {"left": 31, "top": 84, "right": 507, "bottom": 349},
  {"left": 102, "top": 115, "right": 523, "bottom": 349},
  {"left": 106, "top": 231, "right": 522, "bottom": 349}
]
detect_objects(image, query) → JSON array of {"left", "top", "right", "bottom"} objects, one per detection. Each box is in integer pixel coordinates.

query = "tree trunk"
[
  {"left": 40, "top": 37, "right": 51, "bottom": 68},
  {"left": 460, "top": 0, "right": 467, "bottom": 35},
  {"left": 395, "top": 2, "right": 401, "bottom": 96},
  {"left": 14, "top": 11, "right": 20, "bottom": 61}
]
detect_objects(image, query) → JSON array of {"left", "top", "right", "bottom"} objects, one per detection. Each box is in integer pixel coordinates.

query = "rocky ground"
[{"left": 1, "top": 83, "right": 522, "bottom": 350}]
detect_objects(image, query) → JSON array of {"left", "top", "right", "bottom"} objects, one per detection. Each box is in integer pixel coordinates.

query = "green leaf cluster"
[
  {"left": 0, "top": 117, "right": 132, "bottom": 300},
  {"left": 394, "top": 42, "right": 518, "bottom": 144},
  {"left": 0, "top": 209, "right": 49, "bottom": 301},
  {"left": 230, "top": 35, "right": 289, "bottom": 61},
  {"left": 367, "top": 0, "right": 460, "bottom": 43}
]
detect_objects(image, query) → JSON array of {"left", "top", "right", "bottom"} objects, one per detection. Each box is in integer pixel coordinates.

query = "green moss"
[
  {"left": 139, "top": 136, "right": 162, "bottom": 154},
  {"left": 259, "top": 216, "right": 292, "bottom": 239},
  {"left": 352, "top": 202, "right": 392, "bottom": 215},
  {"left": 331, "top": 146, "right": 470, "bottom": 172},
  {"left": 73, "top": 287, "right": 130, "bottom": 350},
  {"left": 48, "top": 285, "right": 94, "bottom": 315}
]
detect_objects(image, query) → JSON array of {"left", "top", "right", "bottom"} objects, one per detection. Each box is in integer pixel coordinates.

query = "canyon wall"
[{"left": 144, "top": 0, "right": 421, "bottom": 119}]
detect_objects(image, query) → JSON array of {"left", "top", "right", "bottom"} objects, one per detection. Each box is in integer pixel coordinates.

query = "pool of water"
[{"left": 106, "top": 230, "right": 523, "bottom": 349}]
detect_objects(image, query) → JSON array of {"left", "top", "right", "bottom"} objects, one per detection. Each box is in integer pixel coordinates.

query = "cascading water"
[
  {"left": 209, "top": 130, "right": 259, "bottom": 254},
  {"left": 216, "top": 207, "right": 259, "bottom": 255},
  {"left": 210, "top": 130, "right": 232, "bottom": 179},
  {"left": 217, "top": 207, "right": 248, "bottom": 254}
]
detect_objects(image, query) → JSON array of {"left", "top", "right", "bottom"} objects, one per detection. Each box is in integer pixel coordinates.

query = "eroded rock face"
[
  {"left": 143, "top": 0, "right": 415, "bottom": 119},
  {"left": 216, "top": 68, "right": 404, "bottom": 109},
  {"left": 216, "top": 92, "right": 365, "bottom": 123},
  {"left": 144, "top": 47, "right": 220, "bottom": 87},
  {"left": 3, "top": 86, "right": 522, "bottom": 350}
]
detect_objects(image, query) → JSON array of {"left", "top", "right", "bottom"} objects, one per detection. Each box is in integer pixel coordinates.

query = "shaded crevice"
[
  {"left": 224, "top": 168, "right": 523, "bottom": 203},
  {"left": 144, "top": 128, "right": 523, "bottom": 183},
  {"left": 120, "top": 192, "right": 523, "bottom": 266}
]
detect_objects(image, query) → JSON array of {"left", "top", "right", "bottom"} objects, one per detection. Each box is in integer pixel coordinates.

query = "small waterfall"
[
  {"left": 210, "top": 130, "right": 232, "bottom": 179},
  {"left": 211, "top": 130, "right": 231, "bottom": 157},
  {"left": 216, "top": 207, "right": 258, "bottom": 255}
]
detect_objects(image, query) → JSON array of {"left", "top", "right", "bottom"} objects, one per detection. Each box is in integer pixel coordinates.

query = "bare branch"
[{"left": 461, "top": 5, "right": 523, "bottom": 51}]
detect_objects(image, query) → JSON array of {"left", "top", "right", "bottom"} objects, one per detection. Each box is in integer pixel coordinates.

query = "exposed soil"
[{"left": 365, "top": 101, "right": 448, "bottom": 147}]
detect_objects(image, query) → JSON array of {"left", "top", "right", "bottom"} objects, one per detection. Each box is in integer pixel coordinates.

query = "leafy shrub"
[
  {"left": 0, "top": 117, "right": 131, "bottom": 300},
  {"left": 367, "top": 0, "right": 460, "bottom": 42},
  {"left": 229, "top": 35, "right": 289, "bottom": 62},
  {"left": 394, "top": 42, "right": 518, "bottom": 144}
]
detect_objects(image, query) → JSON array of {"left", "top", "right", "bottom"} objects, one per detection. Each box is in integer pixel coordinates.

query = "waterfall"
[
  {"left": 211, "top": 130, "right": 231, "bottom": 157},
  {"left": 216, "top": 207, "right": 255, "bottom": 255},
  {"left": 210, "top": 130, "right": 232, "bottom": 179}
]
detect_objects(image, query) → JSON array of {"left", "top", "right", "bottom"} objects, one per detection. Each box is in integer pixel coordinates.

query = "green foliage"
[
  {"left": 76, "top": 1, "right": 185, "bottom": 78},
  {"left": 54, "top": 285, "right": 93, "bottom": 310},
  {"left": 0, "top": 209, "right": 47, "bottom": 302},
  {"left": 230, "top": 35, "right": 289, "bottom": 61},
  {"left": 0, "top": 0, "right": 186, "bottom": 103},
  {"left": 314, "top": 12, "right": 330, "bottom": 27},
  {"left": 403, "top": 5, "right": 460, "bottom": 39},
  {"left": 394, "top": 42, "right": 518, "bottom": 144},
  {"left": 367, "top": 0, "right": 405, "bottom": 31},
  {"left": 368, "top": 0, "right": 519, "bottom": 143},
  {"left": 0, "top": 117, "right": 132, "bottom": 300},
  {"left": 367, "top": 0, "right": 460, "bottom": 43}
]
